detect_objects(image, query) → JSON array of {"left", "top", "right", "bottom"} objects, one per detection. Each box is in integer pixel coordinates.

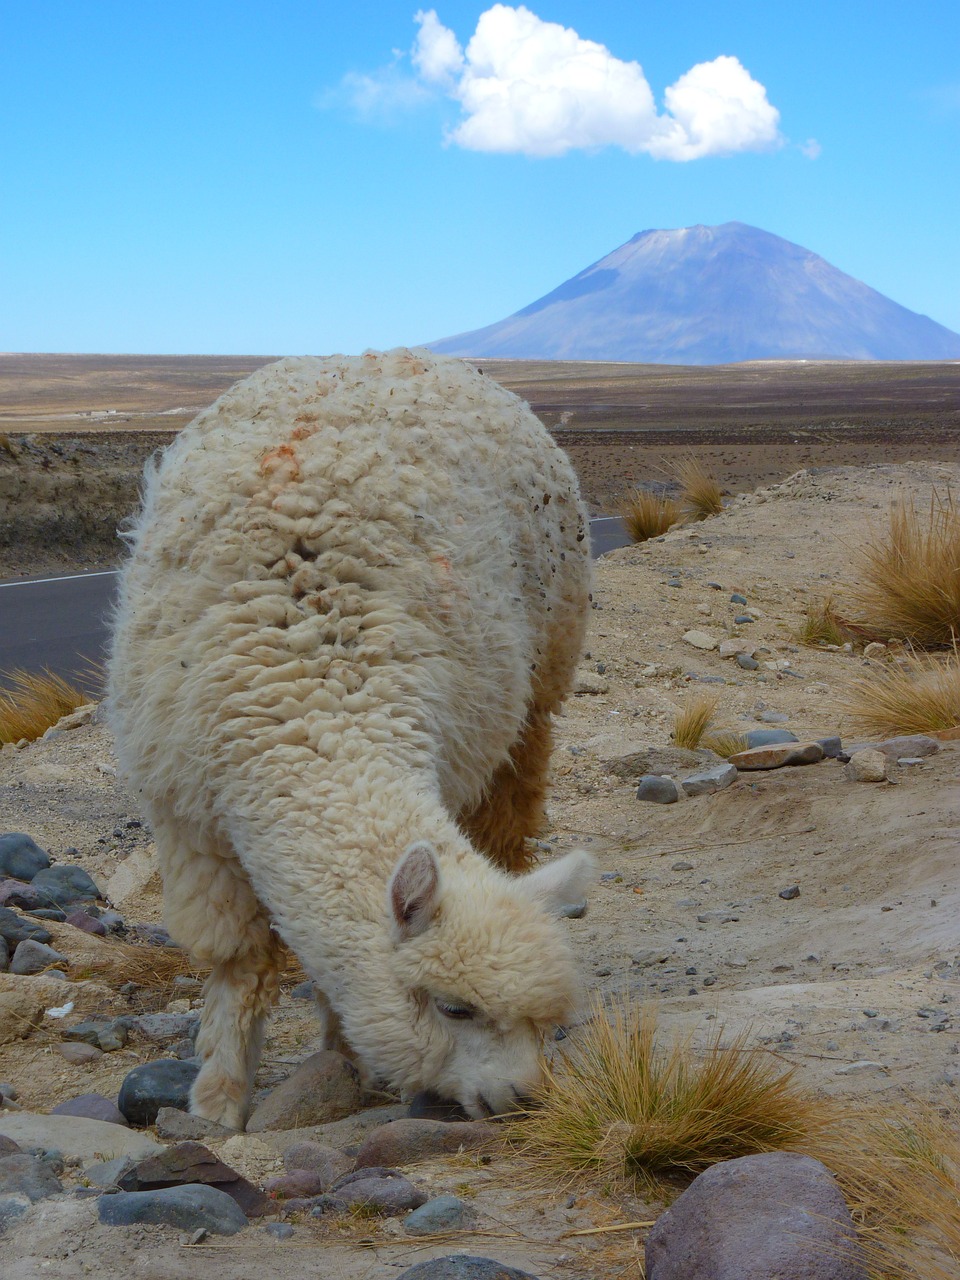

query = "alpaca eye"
[{"left": 435, "top": 998, "right": 475, "bottom": 1020}]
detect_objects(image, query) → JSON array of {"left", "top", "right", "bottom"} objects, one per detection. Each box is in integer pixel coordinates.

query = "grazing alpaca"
[{"left": 108, "top": 348, "right": 592, "bottom": 1129}]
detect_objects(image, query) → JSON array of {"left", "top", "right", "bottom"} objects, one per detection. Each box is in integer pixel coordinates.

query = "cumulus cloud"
[
  {"left": 405, "top": 5, "right": 781, "bottom": 159},
  {"left": 799, "top": 137, "right": 822, "bottom": 160}
]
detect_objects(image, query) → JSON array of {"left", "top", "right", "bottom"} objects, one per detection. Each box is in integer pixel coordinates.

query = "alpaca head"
[{"left": 342, "top": 842, "right": 593, "bottom": 1119}]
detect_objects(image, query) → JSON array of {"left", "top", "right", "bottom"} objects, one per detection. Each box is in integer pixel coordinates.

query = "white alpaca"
[{"left": 108, "top": 348, "right": 592, "bottom": 1129}]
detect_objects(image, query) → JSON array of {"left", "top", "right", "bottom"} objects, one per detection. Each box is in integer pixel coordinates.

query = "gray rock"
[
  {"left": 353, "top": 1119, "right": 495, "bottom": 1170},
  {"left": 85, "top": 1155, "right": 136, "bottom": 1189},
  {"left": 743, "top": 729, "right": 799, "bottom": 748},
  {"left": 733, "top": 614, "right": 753, "bottom": 624},
  {"left": 404, "top": 1194, "right": 477, "bottom": 1235},
  {"left": 28, "top": 865, "right": 102, "bottom": 908},
  {"left": 845, "top": 750, "right": 890, "bottom": 783},
  {"left": 606, "top": 746, "right": 719, "bottom": 779},
  {"left": 758, "top": 710, "right": 790, "bottom": 723},
  {"left": 56, "top": 1042, "right": 102, "bottom": 1066},
  {"left": 127, "top": 922, "right": 174, "bottom": 947},
  {"left": 730, "top": 593, "right": 747, "bottom": 605},
  {"left": 0, "top": 1112, "right": 162, "bottom": 1162},
  {"left": 0, "top": 1193, "right": 30, "bottom": 1233},
  {"left": 0, "top": 835, "right": 50, "bottom": 883},
  {"left": 396, "top": 1258, "right": 539, "bottom": 1280},
  {"left": 0, "top": 938, "right": 7, "bottom": 972},
  {"left": 117, "top": 1059, "right": 200, "bottom": 1127},
  {"left": 51, "top": 1094, "right": 128, "bottom": 1127},
  {"left": 816, "top": 736, "right": 843, "bottom": 758},
  {"left": 155, "top": 1107, "right": 233, "bottom": 1142},
  {"left": 736, "top": 654, "right": 760, "bottom": 669},
  {"left": 130, "top": 1012, "right": 199, "bottom": 1043},
  {"left": 681, "top": 763, "right": 738, "bottom": 797},
  {"left": 779, "top": 886, "right": 801, "bottom": 901},
  {"left": 0, "top": 1153, "right": 63, "bottom": 1201},
  {"left": 683, "top": 630, "right": 720, "bottom": 651},
  {"left": 875, "top": 734, "right": 940, "bottom": 758},
  {"left": 64, "top": 909, "right": 107, "bottom": 936},
  {"left": 0, "top": 1137, "right": 20, "bottom": 1156},
  {"left": 644, "top": 1151, "right": 867, "bottom": 1279},
  {"left": 10, "top": 940, "right": 67, "bottom": 975},
  {"left": 98, "top": 1184, "right": 249, "bottom": 1235},
  {"left": 328, "top": 1166, "right": 427, "bottom": 1214},
  {"left": 264, "top": 1221, "right": 295, "bottom": 1239},
  {"left": 245, "top": 1051, "right": 362, "bottom": 1132},
  {"left": 0, "top": 881, "right": 51, "bottom": 911},
  {"left": 0, "top": 908, "right": 51, "bottom": 948},
  {"left": 117, "top": 1140, "right": 269, "bottom": 1217},
  {"left": 263, "top": 1169, "right": 329, "bottom": 1198},
  {"left": 282, "top": 1141, "right": 352, "bottom": 1187},
  {"left": 636, "top": 775, "right": 680, "bottom": 804}
]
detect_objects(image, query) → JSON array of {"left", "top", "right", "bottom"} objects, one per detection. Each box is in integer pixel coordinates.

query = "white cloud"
[
  {"left": 404, "top": 5, "right": 782, "bottom": 160},
  {"left": 799, "top": 137, "right": 822, "bottom": 160}
]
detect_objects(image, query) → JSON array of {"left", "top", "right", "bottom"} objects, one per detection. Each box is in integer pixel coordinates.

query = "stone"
[
  {"left": 0, "top": 986, "right": 45, "bottom": 1045},
  {"left": 64, "top": 909, "right": 107, "bottom": 936},
  {"left": 282, "top": 1141, "right": 353, "bottom": 1185},
  {"left": 0, "top": 881, "right": 50, "bottom": 911},
  {"left": 98, "top": 1184, "right": 249, "bottom": 1235},
  {"left": 51, "top": 1094, "right": 128, "bottom": 1126},
  {"left": 118, "top": 1139, "right": 270, "bottom": 1216},
  {"left": 83, "top": 1155, "right": 136, "bottom": 1188},
  {"left": 118, "top": 1058, "right": 201, "bottom": 1127},
  {"left": 680, "top": 763, "right": 738, "bottom": 797},
  {"left": 264, "top": 1221, "right": 295, "bottom": 1239},
  {"left": 353, "top": 1119, "right": 495, "bottom": 1170},
  {"left": 607, "top": 745, "right": 719, "bottom": 779},
  {"left": 573, "top": 671, "right": 608, "bottom": 694},
  {"left": 404, "top": 1195, "right": 477, "bottom": 1235},
  {"left": 733, "top": 613, "right": 753, "bottom": 624},
  {"left": 264, "top": 1169, "right": 330, "bottom": 1199},
  {"left": 28, "top": 865, "right": 102, "bottom": 909},
  {"left": 758, "top": 709, "right": 790, "bottom": 723},
  {"left": 728, "top": 742, "right": 825, "bottom": 770},
  {"left": 396, "top": 1258, "right": 539, "bottom": 1280},
  {"left": 0, "top": 939, "right": 7, "bottom": 973},
  {"left": 682, "top": 630, "right": 719, "bottom": 651},
  {"left": 10, "top": 940, "right": 67, "bottom": 976},
  {"left": 0, "top": 1111, "right": 162, "bottom": 1162},
  {"left": 719, "top": 640, "right": 754, "bottom": 659},
  {"left": 779, "top": 885, "right": 801, "bottom": 900},
  {"left": 836, "top": 1061, "right": 887, "bottom": 1076},
  {"left": 130, "top": 1012, "right": 200, "bottom": 1043},
  {"left": 56, "top": 1041, "right": 102, "bottom": 1065},
  {"left": 154, "top": 1107, "right": 233, "bottom": 1142},
  {"left": 127, "top": 922, "right": 174, "bottom": 947},
  {"left": 730, "top": 593, "right": 747, "bottom": 604},
  {"left": 875, "top": 734, "right": 940, "bottom": 758},
  {"left": 0, "top": 835, "right": 50, "bottom": 883},
  {"left": 0, "top": 1153, "right": 63, "bottom": 1201},
  {"left": 245, "top": 1051, "right": 363, "bottom": 1132},
  {"left": 636, "top": 775, "right": 680, "bottom": 804},
  {"left": 0, "top": 1193, "right": 30, "bottom": 1233},
  {"left": 328, "top": 1166, "right": 427, "bottom": 1214},
  {"left": 644, "top": 1151, "right": 867, "bottom": 1279},
  {"left": 816, "top": 736, "right": 843, "bottom": 758},
  {"left": 0, "top": 1137, "right": 20, "bottom": 1156},
  {"left": 845, "top": 750, "right": 890, "bottom": 783},
  {"left": 743, "top": 729, "right": 799, "bottom": 748},
  {"left": 736, "top": 654, "right": 760, "bottom": 670},
  {"left": 0, "top": 908, "right": 51, "bottom": 948}
]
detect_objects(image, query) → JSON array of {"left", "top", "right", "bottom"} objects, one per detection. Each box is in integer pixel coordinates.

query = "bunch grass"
[
  {"left": 0, "top": 669, "right": 89, "bottom": 745},
  {"left": 701, "top": 730, "right": 749, "bottom": 758},
  {"left": 797, "top": 595, "right": 862, "bottom": 648},
  {"left": 618, "top": 489, "right": 682, "bottom": 543},
  {"left": 675, "top": 455, "right": 724, "bottom": 519},
  {"left": 840, "top": 651, "right": 960, "bottom": 736},
  {"left": 672, "top": 692, "right": 719, "bottom": 749}
]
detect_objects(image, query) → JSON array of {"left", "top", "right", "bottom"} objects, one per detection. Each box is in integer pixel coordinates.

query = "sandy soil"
[{"left": 0, "top": 459, "right": 957, "bottom": 1278}]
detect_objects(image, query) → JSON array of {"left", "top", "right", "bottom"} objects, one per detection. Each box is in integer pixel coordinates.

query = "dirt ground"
[{"left": 0, "top": 455, "right": 957, "bottom": 1278}]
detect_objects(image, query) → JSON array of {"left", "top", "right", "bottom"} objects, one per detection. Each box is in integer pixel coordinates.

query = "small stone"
[
  {"left": 862, "top": 1009, "right": 879, "bottom": 1018},
  {"left": 154, "top": 1108, "right": 233, "bottom": 1142},
  {"left": 56, "top": 1042, "right": 103, "bottom": 1065},
  {"left": 758, "top": 710, "right": 790, "bottom": 723},
  {"left": 836, "top": 1061, "right": 887, "bottom": 1076},
  {"left": 875, "top": 734, "right": 939, "bottom": 758},
  {"left": 10, "top": 940, "right": 67, "bottom": 976},
  {"left": 574, "top": 671, "right": 608, "bottom": 694},
  {"left": 328, "top": 1166, "right": 427, "bottom": 1214},
  {"left": 730, "top": 593, "right": 747, "bottom": 605},
  {"left": 671, "top": 861, "right": 694, "bottom": 872},
  {"left": 697, "top": 911, "right": 740, "bottom": 924},
  {"left": 98, "top": 1184, "right": 248, "bottom": 1235},
  {"left": 117, "top": 1059, "right": 201, "bottom": 1127},
  {"left": 816, "top": 736, "right": 843, "bottom": 758},
  {"left": 51, "top": 1094, "right": 128, "bottom": 1126},
  {"left": 734, "top": 613, "right": 753, "bottom": 624},
  {"left": 681, "top": 763, "right": 738, "bottom": 797},
  {"left": 126, "top": 922, "right": 175, "bottom": 947},
  {"left": 729, "top": 742, "right": 824, "bottom": 770},
  {"left": 27, "top": 866, "right": 102, "bottom": 909},
  {"left": 743, "top": 729, "right": 799, "bottom": 748},
  {"left": 0, "top": 1153, "right": 63, "bottom": 1201},
  {"left": 353, "top": 1118, "right": 495, "bottom": 1170},
  {"left": 395, "top": 1259, "right": 539, "bottom": 1280},
  {"left": 682, "top": 630, "right": 719, "bottom": 651},
  {"left": 635, "top": 775, "right": 680, "bottom": 804},
  {"left": 0, "top": 909, "right": 51, "bottom": 949},
  {"left": 404, "top": 1195, "right": 477, "bottom": 1235},
  {"left": 736, "top": 654, "right": 760, "bottom": 670},
  {"left": 0, "top": 1112, "right": 162, "bottom": 1162},
  {"left": 85, "top": 1155, "right": 136, "bottom": 1189},
  {"left": 246, "top": 1051, "right": 362, "bottom": 1133},
  {"left": 130, "top": 1012, "right": 200, "bottom": 1044},
  {"left": 64, "top": 910, "right": 107, "bottom": 937},
  {"left": 779, "top": 886, "right": 801, "bottom": 901},
  {"left": 862, "top": 642, "right": 887, "bottom": 659},
  {"left": 845, "top": 750, "right": 890, "bottom": 783},
  {"left": 719, "top": 639, "right": 754, "bottom": 659},
  {"left": 264, "top": 1170, "right": 329, "bottom": 1199},
  {"left": 0, "top": 835, "right": 50, "bottom": 883},
  {"left": 264, "top": 1221, "right": 295, "bottom": 1239},
  {"left": 556, "top": 899, "right": 587, "bottom": 919}
]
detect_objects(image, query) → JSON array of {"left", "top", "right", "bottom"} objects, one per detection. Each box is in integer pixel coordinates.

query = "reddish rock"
[
  {"left": 728, "top": 742, "right": 824, "bottom": 770},
  {"left": 353, "top": 1118, "right": 495, "bottom": 1170},
  {"left": 118, "top": 1140, "right": 270, "bottom": 1217},
  {"left": 245, "top": 1051, "right": 362, "bottom": 1133}
]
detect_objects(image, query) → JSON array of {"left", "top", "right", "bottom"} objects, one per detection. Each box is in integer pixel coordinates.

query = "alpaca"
[{"left": 108, "top": 348, "right": 592, "bottom": 1129}]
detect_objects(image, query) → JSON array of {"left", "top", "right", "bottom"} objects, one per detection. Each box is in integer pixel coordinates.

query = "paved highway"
[{"left": 0, "top": 517, "right": 629, "bottom": 692}]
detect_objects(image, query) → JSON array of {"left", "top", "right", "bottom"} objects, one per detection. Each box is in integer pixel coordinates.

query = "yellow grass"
[
  {"left": 848, "top": 490, "right": 960, "bottom": 647},
  {"left": 618, "top": 488, "right": 682, "bottom": 542},
  {"left": 0, "top": 669, "right": 89, "bottom": 744},
  {"left": 672, "top": 692, "right": 719, "bottom": 749},
  {"left": 840, "top": 652, "right": 960, "bottom": 736},
  {"left": 798, "top": 594, "right": 862, "bottom": 648},
  {"left": 701, "top": 730, "right": 749, "bottom": 758},
  {"left": 675, "top": 455, "right": 724, "bottom": 519}
]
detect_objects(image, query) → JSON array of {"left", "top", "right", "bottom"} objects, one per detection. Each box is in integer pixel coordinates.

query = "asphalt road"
[{"left": 0, "top": 517, "right": 629, "bottom": 693}]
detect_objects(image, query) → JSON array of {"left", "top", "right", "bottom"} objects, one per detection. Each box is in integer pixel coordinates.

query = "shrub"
[
  {"left": 701, "top": 730, "right": 749, "bottom": 758},
  {"left": 675, "top": 455, "right": 724, "bottom": 520},
  {"left": 847, "top": 490, "right": 960, "bottom": 647},
  {"left": 618, "top": 489, "right": 682, "bottom": 543},
  {"left": 841, "top": 651, "right": 960, "bottom": 736},
  {"left": 672, "top": 692, "right": 719, "bottom": 749},
  {"left": 797, "top": 594, "right": 862, "bottom": 648},
  {"left": 0, "top": 669, "right": 89, "bottom": 745}
]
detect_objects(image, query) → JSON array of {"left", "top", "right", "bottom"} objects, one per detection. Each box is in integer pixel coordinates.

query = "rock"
[
  {"left": 117, "top": 1059, "right": 201, "bottom": 1127},
  {"left": 353, "top": 1119, "right": 495, "bottom": 1170},
  {"left": 636, "top": 775, "right": 680, "bottom": 804},
  {"left": 10, "top": 940, "right": 67, "bottom": 976},
  {"left": 0, "top": 1193, "right": 30, "bottom": 1233},
  {"left": 682, "top": 630, "right": 719, "bottom": 651},
  {"left": 743, "top": 729, "right": 799, "bottom": 748},
  {"left": 84, "top": 1155, "right": 136, "bottom": 1188},
  {"left": 573, "top": 671, "right": 608, "bottom": 694},
  {"left": 0, "top": 881, "right": 50, "bottom": 911},
  {"left": 0, "top": 1111, "right": 163, "bottom": 1162},
  {"left": 0, "top": 986, "right": 45, "bottom": 1045},
  {"left": 328, "top": 1166, "right": 427, "bottom": 1214},
  {"left": 719, "top": 640, "right": 754, "bottom": 659},
  {"left": 0, "top": 1137, "right": 20, "bottom": 1156},
  {"left": 264, "top": 1221, "right": 295, "bottom": 1239},
  {"left": 0, "top": 939, "right": 7, "bottom": 973},
  {"left": 27, "top": 865, "right": 102, "bottom": 909},
  {"left": 283, "top": 1141, "right": 353, "bottom": 1187},
  {"left": 836, "top": 1061, "right": 887, "bottom": 1076},
  {"left": 607, "top": 745, "right": 719, "bottom": 779},
  {"left": 0, "top": 835, "right": 50, "bottom": 883},
  {"left": 845, "top": 750, "right": 890, "bottom": 783},
  {"left": 680, "top": 763, "right": 738, "bottom": 797},
  {"left": 875, "top": 734, "right": 940, "bottom": 758},
  {"left": 245, "top": 1051, "right": 363, "bottom": 1132},
  {"left": 644, "top": 1151, "right": 867, "bottom": 1280},
  {"left": 264, "top": 1169, "right": 330, "bottom": 1199},
  {"left": 64, "top": 910, "right": 107, "bottom": 936},
  {"left": 758, "top": 709, "right": 790, "bottom": 723},
  {"left": 730, "top": 593, "right": 747, "bottom": 605},
  {"left": 728, "top": 742, "right": 825, "bottom": 770},
  {"left": 130, "top": 1012, "right": 200, "bottom": 1043},
  {"left": 396, "top": 1258, "right": 539, "bottom": 1280},
  {"left": 0, "top": 908, "right": 51, "bottom": 948},
  {"left": 816, "top": 736, "right": 843, "bottom": 758},
  {"left": 56, "top": 1041, "right": 102, "bottom": 1065},
  {"left": 404, "top": 1195, "right": 477, "bottom": 1235},
  {"left": 736, "top": 654, "right": 760, "bottom": 670},
  {"left": 118, "top": 1140, "right": 270, "bottom": 1216},
  {"left": 734, "top": 613, "right": 753, "bottom": 624},
  {"left": 127, "top": 922, "right": 174, "bottom": 947},
  {"left": 0, "top": 1153, "right": 63, "bottom": 1201},
  {"left": 51, "top": 1094, "right": 128, "bottom": 1126},
  {"left": 779, "top": 886, "right": 801, "bottom": 901},
  {"left": 154, "top": 1107, "right": 233, "bottom": 1142},
  {"left": 98, "top": 1184, "right": 249, "bottom": 1235}
]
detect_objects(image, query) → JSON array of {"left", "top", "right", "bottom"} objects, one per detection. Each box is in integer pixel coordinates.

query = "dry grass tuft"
[
  {"left": 701, "top": 730, "right": 749, "bottom": 758},
  {"left": 797, "top": 595, "right": 862, "bottom": 648},
  {"left": 618, "top": 488, "right": 682, "bottom": 543},
  {"left": 514, "top": 1004, "right": 830, "bottom": 1189},
  {"left": 675, "top": 455, "right": 724, "bottom": 520},
  {"left": 672, "top": 692, "right": 719, "bottom": 749},
  {"left": 0, "top": 669, "right": 89, "bottom": 744},
  {"left": 840, "top": 652, "right": 960, "bottom": 736},
  {"left": 847, "top": 490, "right": 960, "bottom": 647}
]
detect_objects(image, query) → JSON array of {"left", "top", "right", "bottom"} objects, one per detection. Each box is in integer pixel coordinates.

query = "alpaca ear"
[
  {"left": 388, "top": 841, "right": 441, "bottom": 940},
  {"left": 519, "top": 850, "right": 595, "bottom": 916}
]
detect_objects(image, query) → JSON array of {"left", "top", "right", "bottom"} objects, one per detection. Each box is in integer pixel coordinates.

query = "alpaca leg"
[
  {"left": 151, "top": 816, "right": 283, "bottom": 1130},
  {"left": 458, "top": 705, "right": 554, "bottom": 873}
]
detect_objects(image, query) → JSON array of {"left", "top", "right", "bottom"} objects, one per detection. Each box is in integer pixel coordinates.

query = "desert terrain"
[{"left": 0, "top": 358, "right": 957, "bottom": 1276}]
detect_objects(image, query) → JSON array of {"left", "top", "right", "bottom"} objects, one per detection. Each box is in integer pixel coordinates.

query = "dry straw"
[
  {"left": 0, "top": 669, "right": 89, "bottom": 745},
  {"left": 797, "top": 594, "right": 861, "bottom": 648},
  {"left": 618, "top": 488, "right": 682, "bottom": 543},
  {"left": 672, "top": 691, "right": 719, "bottom": 749},
  {"left": 841, "top": 649, "right": 960, "bottom": 736},
  {"left": 675, "top": 455, "right": 724, "bottom": 520}
]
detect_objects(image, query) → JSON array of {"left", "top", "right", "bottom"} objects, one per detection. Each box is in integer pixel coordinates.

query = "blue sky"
[{"left": 2, "top": 1, "right": 958, "bottom": 354}]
